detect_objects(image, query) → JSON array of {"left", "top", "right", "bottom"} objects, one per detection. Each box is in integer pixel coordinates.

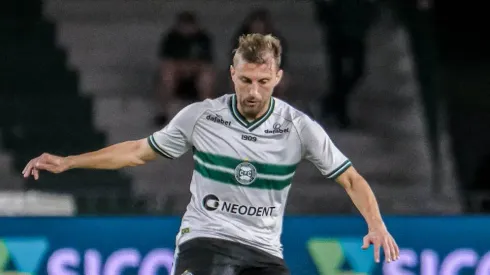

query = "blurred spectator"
[
  {"left": 155, "top": 11, "right": 216, "bottom": 126},
  {"left": 390, "top": 0, "right": 441, "bottom": 181},
  {"left": 230, "top": 9, "right": 290, "bottom": 98},
  {"left": 313, "top": 0, "right": 376, "bottom": 128}
]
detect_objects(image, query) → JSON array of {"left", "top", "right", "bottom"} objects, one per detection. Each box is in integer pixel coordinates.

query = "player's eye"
[
  {"left": 240, "top": 77, "right": 252, "bottom": 84},
  {"left": 259, "top": 79, "right": 269, "bottom": 85}
]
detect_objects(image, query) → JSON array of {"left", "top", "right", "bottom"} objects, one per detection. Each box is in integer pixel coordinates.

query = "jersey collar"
[{"left": 230, "top": 94, "right": 275, "bottom": 131}]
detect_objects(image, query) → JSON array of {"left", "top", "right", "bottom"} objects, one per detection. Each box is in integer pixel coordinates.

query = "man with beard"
[{"left": 22, "top": 34, "right": 399, "bottom": 275}]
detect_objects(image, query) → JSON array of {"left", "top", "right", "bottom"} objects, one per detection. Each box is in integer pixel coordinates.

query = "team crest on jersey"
[{"left": 234, "top": 162, "right": 257, "bottom": 185}]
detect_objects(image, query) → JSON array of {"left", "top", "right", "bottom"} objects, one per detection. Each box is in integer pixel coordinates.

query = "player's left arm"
[
  {"left": 335, "top": 167, "right": 399, "bottom": 263},
  {"left": 335, "top": 166, "right": 384, "bottom": 232},
  {"left": 298, "top": 115, "right": 399, "bottom": 263}
]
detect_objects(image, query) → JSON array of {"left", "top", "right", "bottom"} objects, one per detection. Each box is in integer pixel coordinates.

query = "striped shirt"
[{"left": 148, "top": 94, "right": 351, "bottom": 258}]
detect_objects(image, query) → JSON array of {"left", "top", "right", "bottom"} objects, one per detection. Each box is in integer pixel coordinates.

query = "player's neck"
[{"left": 237, "top": 98, "right": 271, "bottom": 121}]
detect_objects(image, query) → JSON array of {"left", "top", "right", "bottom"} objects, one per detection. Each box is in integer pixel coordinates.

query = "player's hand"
[
  {"left": 22, "top": 153, "right": 70, "bottom": 180},
  {"left": 362, "top": 229, "right": 399, "bottom": 263}
]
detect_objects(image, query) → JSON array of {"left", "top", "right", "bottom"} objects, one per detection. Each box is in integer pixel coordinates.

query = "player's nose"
[{"left": 248, "top": 83, "right": 259, "bottom": 96}]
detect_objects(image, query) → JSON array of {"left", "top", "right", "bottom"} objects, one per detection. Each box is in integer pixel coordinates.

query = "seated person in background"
[
  {"left": 231, "top": 8, "right": 290, "bottom": 98},
  {"left": 155, "top": 11, "right": 215, "bottom": 126}
]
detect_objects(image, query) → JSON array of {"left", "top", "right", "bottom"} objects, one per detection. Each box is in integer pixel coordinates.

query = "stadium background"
[{"left": 1, "top": 0, "right": 489, "bottom": 274}]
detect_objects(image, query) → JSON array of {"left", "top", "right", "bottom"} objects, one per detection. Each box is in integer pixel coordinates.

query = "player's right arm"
[
  {"left": 22, "top": 139, "right": 157, "bottom": 180},
  {"left": 23, "top": 102, "right": 205, "bottom": 180}
]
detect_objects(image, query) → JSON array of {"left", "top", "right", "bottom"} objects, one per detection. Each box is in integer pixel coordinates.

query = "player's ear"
[
  {"left": 230, "top": 65, "right": 235, "bottom": 77},
  {"left": 275, "top": 69, "right": 283, "bottom": 84}
]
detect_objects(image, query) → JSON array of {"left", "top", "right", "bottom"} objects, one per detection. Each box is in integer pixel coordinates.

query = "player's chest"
[{"left": 193, "top": 115, "right": 301, "bottom": 164}]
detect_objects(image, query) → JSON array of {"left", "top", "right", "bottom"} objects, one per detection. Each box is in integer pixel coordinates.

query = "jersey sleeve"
[
  {"left": 298, "top": 115, "right": 352, "bottom": 179},
  {"left": 147, "top": 103, "right": 202, "bottom": 159}
]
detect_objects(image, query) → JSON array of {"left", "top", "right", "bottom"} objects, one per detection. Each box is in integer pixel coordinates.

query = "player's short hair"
[{"left": 233, "top": 33, "right": 282, "bottom": 69}]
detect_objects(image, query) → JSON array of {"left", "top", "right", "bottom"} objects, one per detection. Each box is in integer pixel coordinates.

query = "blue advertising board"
[{"left": 0, "top": 216, "right": 488, "bottom": 275}]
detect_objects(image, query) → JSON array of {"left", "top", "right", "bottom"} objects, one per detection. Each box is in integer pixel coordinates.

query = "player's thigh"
[
  {"left": 173, "top": 260, "right": 238, "bottom": 275},
  {"left": 240, "top": 264, "right": 290, "bottom": 275},
  {"left": 172, "top": 239, "right": 240, "bottom": 275}
]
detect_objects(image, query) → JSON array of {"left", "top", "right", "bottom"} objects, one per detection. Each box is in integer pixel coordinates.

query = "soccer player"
[{"left": 22, "top": 34, "right": 399, "bottom": 275}]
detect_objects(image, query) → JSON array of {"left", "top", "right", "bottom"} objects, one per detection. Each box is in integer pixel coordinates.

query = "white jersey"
[{"left": 148, "top": 94, "right": 351, "bottom": 258}]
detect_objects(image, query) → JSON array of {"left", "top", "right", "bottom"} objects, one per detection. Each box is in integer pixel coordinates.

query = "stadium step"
[
  {"left": 53, "top": 21, "right": 323, "bottom": 65},
  {"left": 0, "top": 153, "right": 23, "bottom": 190},
  {"left": 76, "top": 66, "right": 330, "bottom": 99},
  {"left": 286, "top": 179, "right": 461, "bottom": 215},
  {"left": 0, "top": 153, "right": 13, "bottom": 171},
  {"left": 0, "top": 95, "right": 94, "bottom": 128},
  {"left": 78, "top": 67, "right": 157, "bottom": 94},
  {"left": 44, "top": 0, "right": 317, "bottom": 23},
  {"left": 23, "top": 169, "right": 131, "bottom": 191}
]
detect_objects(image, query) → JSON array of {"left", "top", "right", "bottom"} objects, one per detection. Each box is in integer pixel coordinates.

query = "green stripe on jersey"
[
  {"left": 193, "top": 156, "right": 293, "bottom": 190},
  {"left": 147, "top": 136, "right": 173, "bottom": 159},
  {"left": 193, "top": 148, "right": 297, "bottom": 176},
  {"left": 326, "top": 160, "right": 352, "bottom": 179}
]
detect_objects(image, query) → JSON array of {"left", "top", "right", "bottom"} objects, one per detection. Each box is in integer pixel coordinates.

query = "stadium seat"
[{"left": 0, "top": 0, "right": 134, "bottom": 215}]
